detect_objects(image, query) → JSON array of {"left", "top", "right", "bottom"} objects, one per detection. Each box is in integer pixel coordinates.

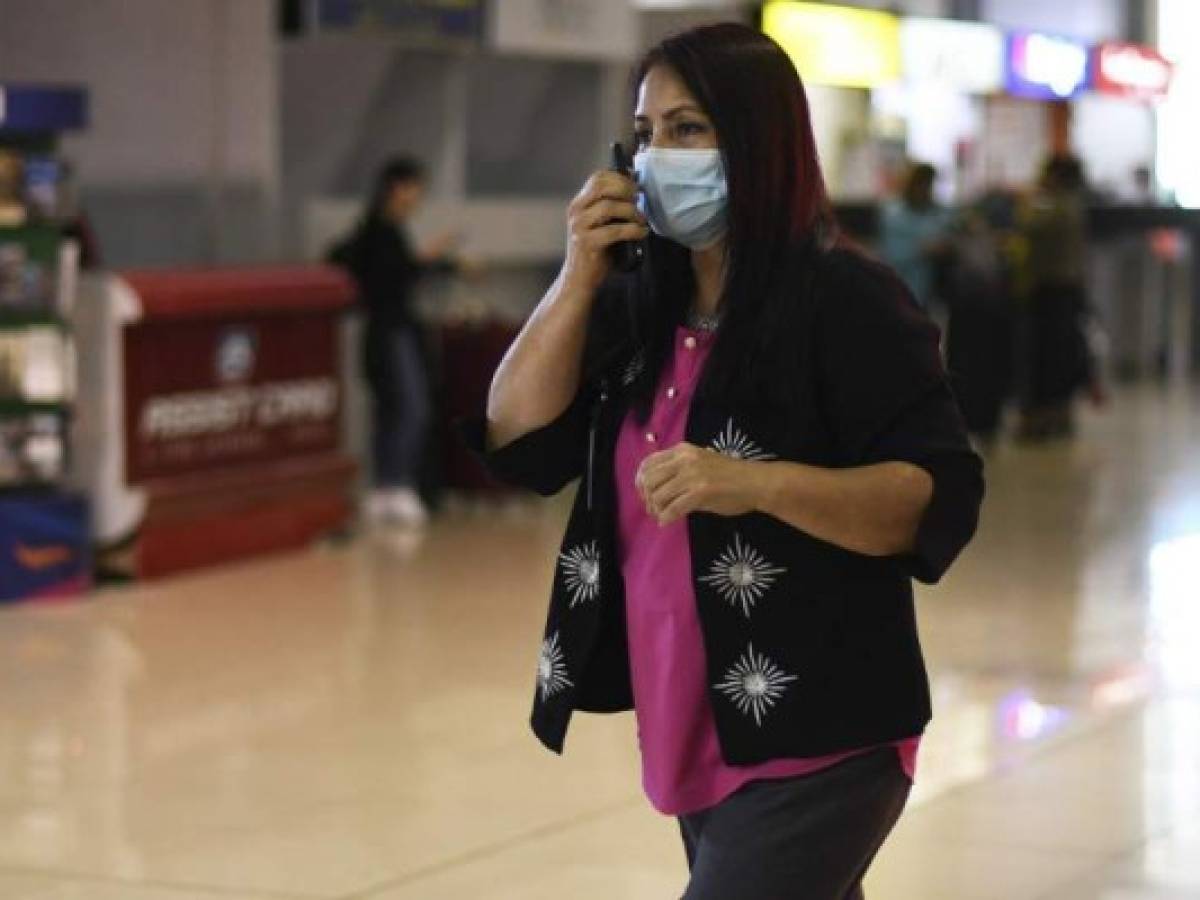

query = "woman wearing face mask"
[{"left": 462, "top": 22, "right": 983, "bottom": 899}]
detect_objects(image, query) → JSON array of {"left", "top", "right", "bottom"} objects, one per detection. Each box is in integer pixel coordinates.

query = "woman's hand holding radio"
[
  {"left": 485, "top": 169, "right": 645, "bottom": 450},
  {"left": 562, "top": 170, "right": 648, "bottom": 294}
]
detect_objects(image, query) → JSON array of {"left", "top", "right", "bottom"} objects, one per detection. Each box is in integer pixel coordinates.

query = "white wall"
[
  {"left": 1157, "top": 0, "right": 1200, "bottom": 207},
  {"left": 0, "top": 0, "right": 279, "bottom": 265},
  {"left": 1073, "top": 94, "right": 1155, "bottom": 195}
]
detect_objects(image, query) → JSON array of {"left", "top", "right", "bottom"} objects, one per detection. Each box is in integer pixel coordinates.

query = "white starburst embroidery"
[
  {"left": 559, "top": 541, "right": 601, "bottom": 607},
  {"left": 698, "top": 533, "right": 787, "bottom": 617},
  {"left": 621, "top": 352, "right": 645, "bottom": 387},
  {"left": 714, "top": 643, "right": 798, "bottom": 726},
  {"left": 537, "top": 632, "right": 573, "bottom": 701},
  {"left": 710, "top": 419, "right": 777, "bottom": 461}
]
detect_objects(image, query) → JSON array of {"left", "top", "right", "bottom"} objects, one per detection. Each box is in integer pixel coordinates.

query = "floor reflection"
[{"left": 0, "top": 385, "right": 1197, "bottom": 898}]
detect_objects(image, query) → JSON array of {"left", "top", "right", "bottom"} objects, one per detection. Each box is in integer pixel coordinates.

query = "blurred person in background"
[
  {"left": 878, "top": 162, "right": 952, "bottom": 311},
  {"left": 463, "top": 22, "right": 983, "bottom": 899},
  {"left": 330, "top": 157, "right": 461, "bottom": 528},
  {"left": 1127, "top": 165, "right": 1156, "bottom": 205},
  {"left": 1016, "top": 154, "right": 1098, "bottom": 441},
  {"left": 943, "top": 190, "right": 1020, "bottom": 450}
]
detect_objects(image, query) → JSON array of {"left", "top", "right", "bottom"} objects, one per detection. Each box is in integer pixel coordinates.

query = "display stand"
[{"left": 0, "top": 84, "right": 90, "bottom": 602}]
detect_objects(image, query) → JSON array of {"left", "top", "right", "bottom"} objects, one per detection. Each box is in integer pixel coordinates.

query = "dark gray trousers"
[{"left": 678, "top": 747, "right": 911, "bottom": 900}]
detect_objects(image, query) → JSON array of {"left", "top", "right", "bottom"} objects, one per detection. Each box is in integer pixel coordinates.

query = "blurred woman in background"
[{"left": 331, "top": 157, "right": 459, "bottom": 527}]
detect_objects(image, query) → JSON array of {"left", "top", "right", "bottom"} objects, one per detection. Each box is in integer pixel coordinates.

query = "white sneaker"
[
  {"left": 386, "top": 487, "right": 429, "bottom": 528},
  {"left": 364, "top": 490, "right": 394, "bottom": 524}
]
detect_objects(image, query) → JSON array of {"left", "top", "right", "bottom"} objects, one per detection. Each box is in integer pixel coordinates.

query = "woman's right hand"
[
  {"left": 486, "top": 172, "right": 643, "bottom": 449},
  {"left": 562, "top": 170, "right": 649, "bottom": 293}
]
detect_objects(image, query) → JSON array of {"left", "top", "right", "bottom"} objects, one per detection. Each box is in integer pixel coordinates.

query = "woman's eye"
[{"left": 677, "top": 122, "right": 707, "bottom": 138}]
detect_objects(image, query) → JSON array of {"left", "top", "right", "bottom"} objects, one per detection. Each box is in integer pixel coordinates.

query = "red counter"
[{"left": 75, "top": 266, "right": 357, "bottom": 578}]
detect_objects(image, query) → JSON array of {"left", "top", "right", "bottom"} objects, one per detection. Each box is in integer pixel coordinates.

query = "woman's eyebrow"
[{"left": 634, "top": 104, "right": 706, "bottom": 122}]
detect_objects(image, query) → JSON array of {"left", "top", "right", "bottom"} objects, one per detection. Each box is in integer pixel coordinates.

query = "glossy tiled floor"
[{"left": 2, "top": 385, "right": 1199, "bottom": 899}]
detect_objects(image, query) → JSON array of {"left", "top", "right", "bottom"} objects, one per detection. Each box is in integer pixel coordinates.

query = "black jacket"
[
  {"left": 329, "top": 220, "right": 452, "bottom": 332},
  {"left": 461, "top": 248, "right": 984, "bottom": 764}
]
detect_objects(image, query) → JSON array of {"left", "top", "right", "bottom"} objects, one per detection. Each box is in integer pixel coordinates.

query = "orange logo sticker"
[{"left": 14, "top": 543, "right": 74, "bottom": 571}]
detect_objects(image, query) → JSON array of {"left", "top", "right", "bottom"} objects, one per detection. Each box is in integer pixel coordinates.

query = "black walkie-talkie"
[{"left": 608, "top": 141, "right": 645, "bottom": 273}]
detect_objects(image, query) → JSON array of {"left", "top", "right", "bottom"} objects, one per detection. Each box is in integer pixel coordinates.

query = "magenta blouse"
[{"left": 614, "top": 325, "right": 919, "bottom": 816}]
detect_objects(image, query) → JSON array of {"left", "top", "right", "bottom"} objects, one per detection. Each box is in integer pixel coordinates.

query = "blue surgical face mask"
[{"left": 633, "top": 148, "right": 728, "bottom": 250}]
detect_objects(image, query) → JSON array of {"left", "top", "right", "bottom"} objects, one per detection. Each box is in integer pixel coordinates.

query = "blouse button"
[
  {"left": 645, "top": 431, "right": 657, "bottom": 444},
  {"left": 683, "top": 336, "right": 697, "bottom": 350},
  {"left": 666, "top": 386, "right": 677, "bottom": 399}
]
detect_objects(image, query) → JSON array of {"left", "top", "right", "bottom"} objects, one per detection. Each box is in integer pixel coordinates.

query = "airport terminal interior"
[{"left": 2, "top": 0, "right": 1200, "bottom": 898}]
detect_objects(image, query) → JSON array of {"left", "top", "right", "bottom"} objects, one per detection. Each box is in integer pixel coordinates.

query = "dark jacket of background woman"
[
  {"left": 330, "top": 214, "right": 458, "bottom": 411},
  {"left": 331, "top": 219, "right": 450, "bottom": 335}
]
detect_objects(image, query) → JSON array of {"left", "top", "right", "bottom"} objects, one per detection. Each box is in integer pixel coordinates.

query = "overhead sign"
[
  {"left": 900, "top": 18, "right": 1004, "bottom": 94},
  {"left": 0, "top": 85, "right": 88, "bottom": 133},
  {"left": 1006, "top": 31, "right": 1091, "bottom": 100},
  {"left": 762, "top": 1, "right": 900, "bottom": 90},
  {"left": 488, "top": 0, "right": 638, "bottom": 60},
  {"left": 315, "top": 0, "right": 482, "bottom": 44},
  {"left": 1093, "top": 42, "right": 1173, "bottom": 101}
]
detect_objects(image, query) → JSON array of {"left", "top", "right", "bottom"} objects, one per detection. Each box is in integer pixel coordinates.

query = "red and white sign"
[
  {"left": 1094, "top": 42, "right": 1174, "bottom": 101},
  {"left": 123, "top": 315, "right": 341, "bottom": 483}
]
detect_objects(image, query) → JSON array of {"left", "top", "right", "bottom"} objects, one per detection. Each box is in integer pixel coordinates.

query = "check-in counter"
[{"left": 72, "top": 266, "right": 357, "bottom": 578}]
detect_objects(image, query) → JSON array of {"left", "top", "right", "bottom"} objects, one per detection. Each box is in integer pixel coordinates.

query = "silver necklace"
[{"left": 685, "top": 307, "right": 722, "bottom": 332}]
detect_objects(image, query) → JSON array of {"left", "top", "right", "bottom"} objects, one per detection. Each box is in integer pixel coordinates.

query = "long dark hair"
[
  {"left": 360, "top": 156, "right": 425, "bottom": 231},
  {"left": 623, "top": 22, "right": 837, "bottom": 419},
  {"left": 329, "top": 157, "right": 425, "bottom": 269}
]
